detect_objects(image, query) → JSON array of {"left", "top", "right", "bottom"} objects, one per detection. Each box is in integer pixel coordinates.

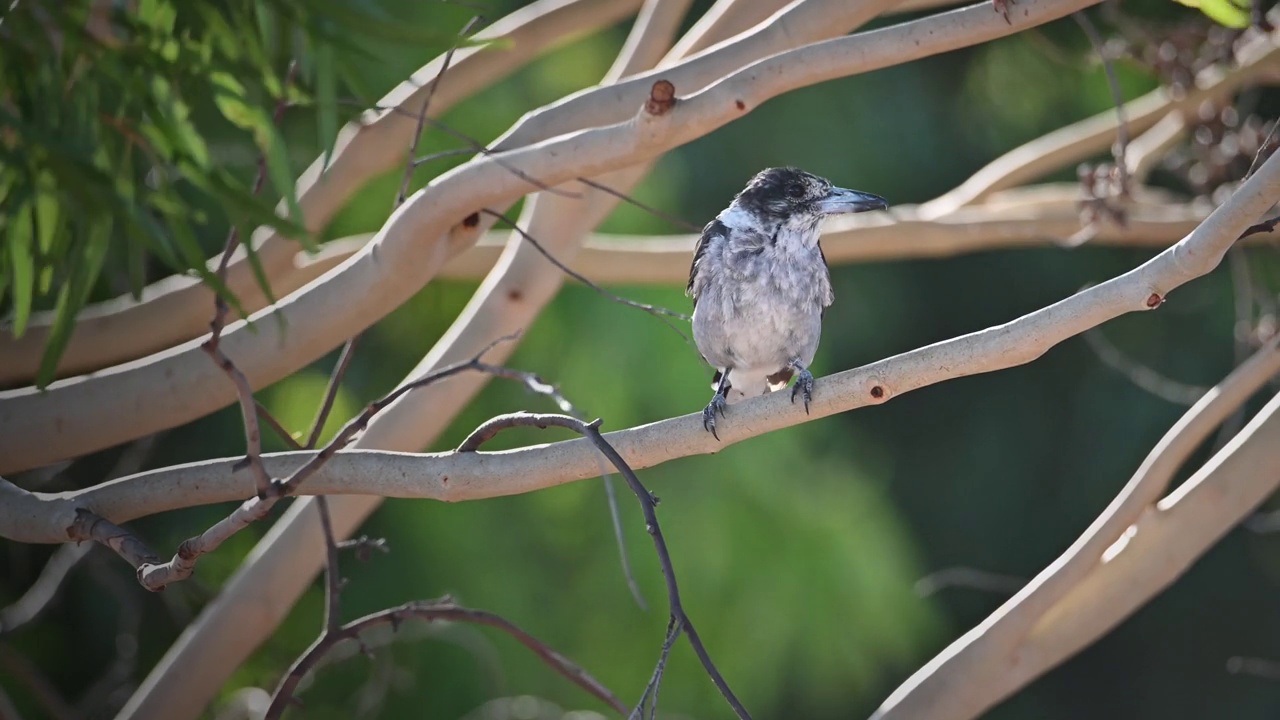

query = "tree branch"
[
  {"left": 116, "top": 1, "right": 711, "bottom": 711},
  {"left": 873, "top": 335, "right": 1280, "bottom": 719},
  {"left": 294, "top": 187, "right": 1280, "bottom": 288},
  {"left": 0, "top": 0, "right": 1111, "bottom": 476},
  {"left": 263, "top": 597, "right": 628, "bottom": 718},
  {"left": 456, "top": 412, "right": 749, "bottom": 719},
  {"left": 8, "top": 145, "right": 1280, "bottom": 546},
  {"left": 919, "top": 24, "right": 1280, "bottom": 217},
  {"left": 0, "top": 0, "right": 643, "bottom": 385}
]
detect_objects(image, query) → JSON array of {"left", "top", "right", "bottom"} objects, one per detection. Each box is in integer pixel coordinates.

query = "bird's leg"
[
  {"left": 788, "top": 358, "right": 815, "bottom": 414},
  {"left": 702, "top": 369, "right": 732, "bottom": 441}
]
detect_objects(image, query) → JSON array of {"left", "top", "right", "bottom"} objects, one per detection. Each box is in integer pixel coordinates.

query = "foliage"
[{"left": 0, "top": 0, "right": 470, "bottom": 387}]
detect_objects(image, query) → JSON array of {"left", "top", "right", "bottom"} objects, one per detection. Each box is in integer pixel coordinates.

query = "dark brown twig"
[
  {"left": 457, "top": 412, "right": 751, "bottom": 720},
  {"left": 264, "top": 597, "right": 627, "bottom": 719},
  {"left": 481, "top": 208, "right": 693, "bottom": 330},
  {"left": 133, "top": 335, "right": 566, "bottom": 591},
  {"left": 205, "top": 60, "right": 301, "bottom": 497},
  {"left": 345, "top": 99, "right": 581, "bottom": 199},
  {"left": 576, "top": 177, "right": 701, "bottom": 232},
  {"left": 396, "top": 17, "right": 483, "bottom": 206}
]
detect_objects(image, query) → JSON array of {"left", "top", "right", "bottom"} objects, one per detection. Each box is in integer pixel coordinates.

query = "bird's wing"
[
  {"left": 818, "top": 241, "right": 835, "bottom": 318},
  {"left": 687, "top": 218, "right": 728, "bottom": 305}
]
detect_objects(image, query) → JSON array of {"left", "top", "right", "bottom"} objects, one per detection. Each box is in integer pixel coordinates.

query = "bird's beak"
[{"left": 817, "top": 187, "right": 888, "bottom": 215}]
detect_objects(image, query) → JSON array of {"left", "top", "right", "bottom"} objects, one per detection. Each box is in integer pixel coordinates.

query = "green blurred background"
[{"left": 5, "top": 0, "right": 1280, "bottom": 718}]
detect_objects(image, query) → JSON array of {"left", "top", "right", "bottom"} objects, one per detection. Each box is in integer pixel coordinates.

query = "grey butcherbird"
[{"left": 686, "top": 167, "right": 888, "bottom": 439}]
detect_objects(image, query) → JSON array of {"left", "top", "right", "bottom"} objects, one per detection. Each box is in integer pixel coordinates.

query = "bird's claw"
[
  {"left": 702, "top": 394, "right": 727, "bottom": 441},
  {"left": 790, "top": 368, "right": 815, "bottom": 414}
]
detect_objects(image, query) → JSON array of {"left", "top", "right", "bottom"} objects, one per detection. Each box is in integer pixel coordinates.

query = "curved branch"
[
  {"left": 7, "top": 144, "right": 1279, "bottom": 546},
  {"left": 299, "top": 188, "right": 1280, "bottom": 287},
  {"left": 486, "top": 0, "right": 916, "bottom": 154},
  {"left": 873, "top": 335, "right": 1280, "bottom": 719},
  {"left": 0, "top": 0, "right": 642, "bottom": 385},
  {"left": 115, "top": 2, "right": 693, "bottom": 717},
  {"left": 0, "top": 0, "right": 1096, "bottom": 475},
  {"left": 918, "top": 27, "right": 1280, "bottom": 217},
  {"left": 661, "top": 0, "right": 793, "bottom": 63}
]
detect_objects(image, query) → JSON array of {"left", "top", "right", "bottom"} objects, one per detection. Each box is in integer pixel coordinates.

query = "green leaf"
[
  {"left": 260, "top": 123, "right": 309, "bottom": 248},
  {"left": 201, "top": 171, "right": 308, "bottom": 239},
  {"left": 313, "top": 38, "right": 338, "bottom": 172},
  {"left": 7, "top": 206, "right": 35, "bottom": 337},
  {"left": 240, "top": 222, "right": 277, "bottom": 308},
  {"left": 1171, "top": 0, "right": 1251, "bottom": 27},
  {"left": 33, "top": 179, "right": 58, "bottom": 255},
  {"left": 305, "top": 0, "right": 470, "bottom": 46},
  {"left": 35, "top": 218, "right": 112, "bottom": 388}
]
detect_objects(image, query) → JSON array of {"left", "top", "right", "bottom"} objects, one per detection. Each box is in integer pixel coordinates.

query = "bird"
[{"left": 686, "top": 167, "right": 888, "bottom": 439}]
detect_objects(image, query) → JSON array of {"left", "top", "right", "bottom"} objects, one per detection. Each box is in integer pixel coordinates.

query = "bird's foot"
[
  {"left": 790, "top": 367, "right": 815, "bottom": 414},
  {"left": 992, "top": 0, "right": 1011, "bottom": 22},
  {"left": 702, "top": 393, "right": 728, "bottom": 441}
]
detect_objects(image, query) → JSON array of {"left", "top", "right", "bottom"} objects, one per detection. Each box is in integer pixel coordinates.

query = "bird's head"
[{"left": 729, "top": 167, "right": 887, "bottom": 235}]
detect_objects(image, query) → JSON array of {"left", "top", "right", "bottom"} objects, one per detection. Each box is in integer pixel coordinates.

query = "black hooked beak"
[{"left": 816, "top": 186, "right": 888, "bottom": 215}]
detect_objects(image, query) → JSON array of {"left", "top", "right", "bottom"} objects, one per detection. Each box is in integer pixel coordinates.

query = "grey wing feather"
[{"left": 687, "top": 218, "right": 727, "bottom": 306}]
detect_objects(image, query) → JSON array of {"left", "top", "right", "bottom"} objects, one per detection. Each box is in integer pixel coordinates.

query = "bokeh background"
[{"left": 5, "top": 0, "right": 1280, "bottom": 718}]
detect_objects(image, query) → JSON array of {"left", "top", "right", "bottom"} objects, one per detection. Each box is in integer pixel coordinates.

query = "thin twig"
[
  {"left": 481, "top": 208, "right": 694, "bottom": 334},
  {"left": 1083, "top": 327, "right": 1208, "bottom": 405},
  {"left": 345, "top": 98, "right": 580, "bottom": 199},
  {"left": 306, "top": 337, "right": 361, "bottom": 449},
  {"left": 0, "top": 543, "right": 91, "bottom": 634},
  {"left": 304, "top": 338, "right": 363, "bottom": 634},
  {"left": 255, "top": 400, "right": 300, "bottom": 447},
  {"left": 914, "top": 566, "right": 1026, "bottom": 597},
  {"left": 576, "top": 177, "right": 702, "bottom": 232},
  {"left": 264, "top": 597, "right": 628, "bottom": 719},
  {"left": 457, "top": 412, "right": 751, "bottom": 720},
  {"left": 1074, "top": 12, "right": 1130, "bottom": 195},
  {"left": 396, "top": 17, "right": 483, "bottom": 206},
  {"left": 205, "top": 60, "right": 300, "bottom": 497},
  {"left": 133, "top": 335, "right": 568, "bottom": 591},
  {"left": 412, "top": 147, "right": 474, "bottom": 167}
]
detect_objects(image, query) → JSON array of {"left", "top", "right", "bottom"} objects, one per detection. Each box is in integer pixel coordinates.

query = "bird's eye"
[{"left": 786, "top": 183, "right": 805, "bottom": 199}]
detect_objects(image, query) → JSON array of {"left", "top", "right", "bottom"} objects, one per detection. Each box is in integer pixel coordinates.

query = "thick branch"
[
  {"left": 918, "top": 26, "right": 1280, "bottom": 217},
  {"left": 0, "top": 0, "right": 1108, "bottom": 475},
  {"left": 8, "top": 143, "right": 1280, "bottom": 545},
  {"left": 880, "top": 387, "right": 1280, "bottom": 719},
  {"left": 0, "top": 0, "right": 642, "bottom": 385},
  {"left": 873, "top": 335, "right": 1280, "bottom": 719},
  {"left": 297, "top": 188, "right": 1280, "bottom": 287},
  {"left": 115, "top": 2, "right": 695, "bottom": 716}
]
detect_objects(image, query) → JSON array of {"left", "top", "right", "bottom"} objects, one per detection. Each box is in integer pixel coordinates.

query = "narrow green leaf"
[
  {"left": 7, "top": 206, "right": 35, "bottom": 337},
  {"left": 35, "top": 218, "right": 113, "bottom": 388},
  {"left": 314, "top": 38, "right": 338, "bottom": 172},
  {"left": 33, "top": 180, "right": 58, "bottom": 255},
  {"left": 240, "top": 222, "right": 277, "bottom": 307},
  {"left": 260, "top": 123, "right": 310, "bottom": 249}
]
